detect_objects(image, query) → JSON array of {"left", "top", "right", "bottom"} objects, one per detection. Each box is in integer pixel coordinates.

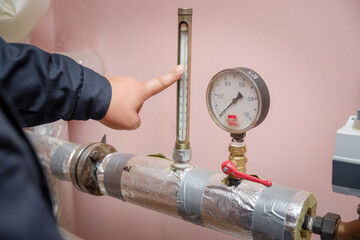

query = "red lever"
[{"left": 221, "top": 160, "right": 272, "bottom": 187}]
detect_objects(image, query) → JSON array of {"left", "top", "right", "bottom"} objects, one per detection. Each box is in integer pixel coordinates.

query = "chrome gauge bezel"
[{"left": 206, "top": 67, "right": 270, "bottom": 134}]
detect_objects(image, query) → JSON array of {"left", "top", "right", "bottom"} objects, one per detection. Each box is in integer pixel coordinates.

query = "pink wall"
[{"left": 32, "top": 0, "right": 360, "bottom": 239}]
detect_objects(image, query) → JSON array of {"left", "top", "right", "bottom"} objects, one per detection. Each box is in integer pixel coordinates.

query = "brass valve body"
[{"left": 228, "top": 143, "right": 247, "bottom": 174}]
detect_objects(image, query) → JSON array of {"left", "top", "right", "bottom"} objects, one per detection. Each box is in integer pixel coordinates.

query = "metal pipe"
[
  {"left": 307, "top": 205, "right": 360, "bottom": 240},
  {"left": 28, "top": 131, "right": 79, "bottom": 181},
  {"left": 28, "top": 131, "right": 317, "bottom": 240},
  {"left": 335, "top": 217, "right": 360, "bottom": 240}
]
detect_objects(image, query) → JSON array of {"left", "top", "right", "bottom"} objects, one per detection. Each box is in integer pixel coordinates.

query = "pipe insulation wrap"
[
  {"left": 28, "top": 132, "right": 317, "bottom": 240},
  {"left": 118, "top": 155, "right": 191, "bottom": 219},
  {"left": 50, "top": 143, "right": 78, "bottom": 181},
  {"left": 252, "top": 184, "right": 298, "bottom": 240},
  {"left": 177, "top": 167, "right": 215, "bottom": 225},
  {"left": 28, "top": 132, "right": 79, "bottom": 181},
  {"left": 98, "top": 153, "right": 317, "bottom": 240},
  {"left": 202, "top": 174, "right": 316, "bottom": 240}
]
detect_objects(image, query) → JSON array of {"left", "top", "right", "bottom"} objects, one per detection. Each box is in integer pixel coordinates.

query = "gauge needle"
[{"left": 219, "top": 92, "right": 243, "bottom": 117}]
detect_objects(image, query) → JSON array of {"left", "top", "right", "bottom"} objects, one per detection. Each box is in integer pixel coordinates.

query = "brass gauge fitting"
[
  {"left": 228, "top": 142, "right": 247, "bottom": 173},
  {"left": 222, "top": 134, "right": 249, "bottom": 186},
  {"left": 228, "top": 133, "right": 247, "bottom": 174},
  {"left": 222, "top": 133, "right": 272, "bottom": 187}
]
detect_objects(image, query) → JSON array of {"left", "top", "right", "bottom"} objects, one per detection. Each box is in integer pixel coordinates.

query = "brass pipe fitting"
[
  {"left": 228, "top": 142, "right": 247, "bottom": 173},
  {"left": 335, "top": 204, "right": 360, "bottom": 240},
  {"left": 335, "top": 218, "right": 360, "bottom": 240},
  {"left": 309, "top": 204, "right": 360, "bottom": 240}
]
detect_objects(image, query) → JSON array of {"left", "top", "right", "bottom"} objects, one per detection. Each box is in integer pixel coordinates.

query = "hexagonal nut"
[
  {"left": 321, "top": 213, "right": 340, "bottom": 240},
  {"left": 312, "top": 216, "right": 323, "bottom": 234},
  {"left": 228, "top": 144, "right": 246, "bottom": 155},
  {"left": 173, "top": 148, "right": 191, "bottom": 163}
]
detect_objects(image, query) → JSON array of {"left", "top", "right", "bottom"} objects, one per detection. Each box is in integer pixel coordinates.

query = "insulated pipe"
[
  {"left": 29, "top": 131, "right": 79, "bottom": 181},
  {"left": 28, "top": 132, "right": 317, "bottom": 240}
]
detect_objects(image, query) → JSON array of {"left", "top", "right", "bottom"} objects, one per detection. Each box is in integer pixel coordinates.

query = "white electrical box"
[{"left": 332, "top": 113, "right": 360, "bottom": 197}]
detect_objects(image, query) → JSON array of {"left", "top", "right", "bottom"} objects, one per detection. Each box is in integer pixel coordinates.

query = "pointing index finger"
[{"left": 144, "top": 65, "right": 184, "bottom": 100}]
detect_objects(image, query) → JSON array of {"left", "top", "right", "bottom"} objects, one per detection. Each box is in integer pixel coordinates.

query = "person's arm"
[
  {"left": 102, "top": 66, "right": 184, "bottom": 130},
  {"left": 0, "top": 37, "right": 184, "bottom": 130},
  {"left": 0, "top": 93, "right": 63, "bottom": 239},
  {"left": 0, "top": 37, "right": 111, "bottom": 127}
]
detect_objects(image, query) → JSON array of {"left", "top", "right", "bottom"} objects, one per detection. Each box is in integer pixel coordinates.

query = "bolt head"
[{"left": 89, "top": 151, "right": 99, "bottom": 162}]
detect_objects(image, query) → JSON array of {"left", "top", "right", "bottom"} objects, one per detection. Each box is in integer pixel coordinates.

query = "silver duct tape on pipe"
[
  {"left": 252, "top": 184, "right": 298, "bottom": 240},
  {"left": 27, "top": 131, "right": 79, "bottom": 181},
  {"left": 177, "top": 167, "right": 215, "bottom": 225},
  {"left": 29, "top": 133, "right": 317, "bottom": 240},
  {"left": 97, "top": 152, "right": 134, "bottom": 200},
  {"left": 96, "top": 153, "right": 317, "bottom": 240},
  {"left": 201, "top": 173, "right": 264, "bottom": 239}
]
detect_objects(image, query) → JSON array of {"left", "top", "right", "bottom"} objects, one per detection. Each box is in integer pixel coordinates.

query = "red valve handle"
[{"left": 221, "top": 160, "right": 272, "bottom": 187}]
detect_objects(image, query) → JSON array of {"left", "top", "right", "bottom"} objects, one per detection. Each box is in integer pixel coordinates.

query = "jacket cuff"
[{"left": 72, "top": 67, "right": 112, "bottom": 121}]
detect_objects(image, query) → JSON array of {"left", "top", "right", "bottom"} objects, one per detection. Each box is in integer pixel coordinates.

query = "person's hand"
[{"left": 100, "top": 65, "right": 184, "bottom": 130}]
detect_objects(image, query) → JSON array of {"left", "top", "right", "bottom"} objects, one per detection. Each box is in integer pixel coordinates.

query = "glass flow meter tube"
[{"left": 173, "top": 8, "right": 192, "bottom": 166}]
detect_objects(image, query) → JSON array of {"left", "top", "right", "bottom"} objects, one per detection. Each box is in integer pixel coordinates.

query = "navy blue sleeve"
[
  {"left": 0, "top": 37, "right": 111, "bottom": 127},
  {"left": 0, "top": 88, "right": 63, "bottom": 239}
]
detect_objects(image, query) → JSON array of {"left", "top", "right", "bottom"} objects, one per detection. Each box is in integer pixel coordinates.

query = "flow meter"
[{"left": 173, "top": 8, "right": 192, "bottom": 168}]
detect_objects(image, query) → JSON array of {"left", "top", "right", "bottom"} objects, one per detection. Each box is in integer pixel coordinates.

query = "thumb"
[{"left": 143, "top": 65, "right": 184, "bottom": 100}]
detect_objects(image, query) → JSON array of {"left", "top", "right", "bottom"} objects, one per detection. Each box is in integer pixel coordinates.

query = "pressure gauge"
[{"left": 206, "top": 67, "right": 270, "bottom": 134}]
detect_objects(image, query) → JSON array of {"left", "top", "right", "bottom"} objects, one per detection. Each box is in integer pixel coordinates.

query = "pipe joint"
[{"left": 70, "top": 142, "right": 116, "bottom": 195}]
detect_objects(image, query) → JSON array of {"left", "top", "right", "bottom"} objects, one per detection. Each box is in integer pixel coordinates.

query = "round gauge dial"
[{"left": 206, "top": 67, "right": 270, "bottom": 134}]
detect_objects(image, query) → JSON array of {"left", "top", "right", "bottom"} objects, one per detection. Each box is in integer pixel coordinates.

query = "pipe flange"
[{"left": 70, "top": 142, "right": 116, "bottom": 195}]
